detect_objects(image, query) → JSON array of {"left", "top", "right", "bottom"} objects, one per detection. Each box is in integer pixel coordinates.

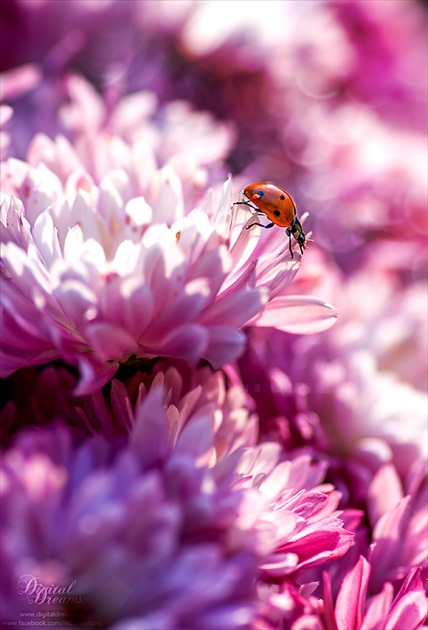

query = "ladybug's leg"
[
  {"left": 246, "top": 220, "right": 275, "bottom": 230},
  {"left": 234, "top": 202, "right": 275, "bottom": 230},
  {"left": 233, "top": 201, "right": 259, "bottom": 211},
  {"left": 286, "top": 227, "right": 294, "bottom": 258}
]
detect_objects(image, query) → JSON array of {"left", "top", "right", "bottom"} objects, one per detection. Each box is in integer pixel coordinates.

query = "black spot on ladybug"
[
  {"left": 273, "top": 209, "right": 281, "bottom": 217},
  {"left": 280, "top": 194, "right": 285, "bottom": 200}
]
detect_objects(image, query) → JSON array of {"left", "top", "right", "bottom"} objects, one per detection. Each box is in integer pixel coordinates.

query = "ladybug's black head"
[{"left": 288, "top": 217, "right": 311, "bottom": 256}]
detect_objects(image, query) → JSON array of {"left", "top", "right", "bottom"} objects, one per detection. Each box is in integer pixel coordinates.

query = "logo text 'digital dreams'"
[{"left": 17, "top": 574, "right": 83, "bottom": 606}]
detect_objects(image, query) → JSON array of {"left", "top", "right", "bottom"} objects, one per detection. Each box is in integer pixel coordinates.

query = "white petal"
[{"left": 32, "top": 210, "right": 62, "bottom": 267}]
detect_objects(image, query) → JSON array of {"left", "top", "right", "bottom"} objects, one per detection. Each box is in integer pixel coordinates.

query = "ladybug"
[{"left": 234, "top": 182, "right": 310, "bottom": 258}]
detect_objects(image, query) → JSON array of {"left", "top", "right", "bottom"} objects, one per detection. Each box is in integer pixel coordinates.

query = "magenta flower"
[
  {"left": 367, "top": 462, "right": 428, "bottom": 593},
  {"left": 214, "top": 443, "right": 359, "bottom": 630},
  {"left": 214, "top": 445, "right": 357, "bottom": 581},
  {"left": 322, "top": 556, "right": 427, "bottom": 630},
  {"left": 329, "top": 0, "right": 427, "bottom": 129},
  {"left": 305, "top": 106, "right": 428, "bottom": 270}
]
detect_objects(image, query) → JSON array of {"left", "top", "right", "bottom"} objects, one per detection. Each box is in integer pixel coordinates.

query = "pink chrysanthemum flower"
[
  {"left": 25, "top": 74, "right": 236, "bottom": 209},
  {"left": 1, "top": 106, "right": 336, "bottom": 393}
]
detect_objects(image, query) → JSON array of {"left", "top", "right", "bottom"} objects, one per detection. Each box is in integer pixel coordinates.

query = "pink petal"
[
  {"left": 260, "top": 509, "right": 300, "bottom": 546},
  {"left": 219, "top": 258, "right": 257, "bottom": 298},
  {"left": 285, "top": 522, "right": 355, "bottom": 569},
  {"left": 32, "top": 210, "right": 62, "bottom": 266},
  {"left": 187, "top": 247, "right": 229, "bottom": 298},
  {"left": 386, "top": 590, "right": 428, "bottom": 630},
  {"left": 1, "top": 281, "right": 52, "bottom": 341},
  {"left": 199, "top": 288, "right": 267, "bottom": 327},
  {"left": 62, "top": 74, "right": 105, "bottom": 132},
  {"left": 292, "top": 615, "right": 324, "bottom": 630},
  {"left": 175, "top": 414, "right": 215, "bottom": 463},
  {"left": 110, "top": 91, "right": 157, "bottom": 134},
  {"left": 145, "top": 323, "right": 209, "bottom": 363},
  {"left": 370, "top": 496, "right": 411, "bottom": 577},
  {"left": 109, "top": 380, "right": 134, "bottom": 434},
  {"left": 121, "top": 282, "right": 154, "bottom": 338},
  {"left": 335, "top": 557, "right": 371, "bottom": 630},
  {"left": 85, "top": 322, "right": 138, "bottom": 361},
  {"left": 0, "top": 105, "right": 13, "bottom": 125},
  {"left": 1, "top": 64, "right": 41, "bottom": 100},
  {"left": 259, "top": 553, "right": 299, "bottom": 575},
  {"left": 387, "top": 566, "right": 427, "bottom": 629},
  {"left": 144, "top": 278, "right": 211, "bottom": 340},
  {"left": 363, "top": 582, "right": 394, "bottom": 628},
  {"left": 367, "top": 464, "right": 403, "bottom": 528},
  {"left": 74, "top": 356, "right": 119, "bottom": 396},
  {"left": 251, "top": 295, "right": 338, "bottom": 333},
  {"left": 131, "top": 386, "right": 170, "bottom": 466},
  {"left": 69, "top": 191, "right": 103, "bottom": 243},
  {"left": 53, "top": 279, "right": 97, "bottom": 327},
  {"left": 322, "top": 572, "right": 338, "bottom": 630},
  {"left": 2, "top": 242, "right": 51, "bottom": 299},
  {"left": 0, "top": 335, "right": 59, "bottom": 375},
  {"left": 1, "top": 195, "right": 31, "bottom": 249},
  {"left": 150, "top": 165, "right": 184, "bottom": 224},
  {"left": 204, "top": 327, "right": 246, "bottom": 368}
]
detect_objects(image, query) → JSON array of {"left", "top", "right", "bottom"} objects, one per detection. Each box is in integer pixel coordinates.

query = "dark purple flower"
[
  {"left": 0, "top": 418, "right": 259, "bottom": 628},
  {"left": 0, "top": 360, "right": 259, "bottom": 462},
  {"left": 1, "top": 386, "right": 356, "bottom": 628}
]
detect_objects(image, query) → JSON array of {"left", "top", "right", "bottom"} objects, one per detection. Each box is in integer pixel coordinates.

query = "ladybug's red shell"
[
  {"left": 243, "top": 183, "right": 297, "bottom": 228},
  {"left": 234, "top": 181, "right": 310, "bottom": 257}
]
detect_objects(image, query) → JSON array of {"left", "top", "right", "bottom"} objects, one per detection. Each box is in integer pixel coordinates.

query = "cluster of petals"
[
  {"left": 367, "top": 462, "right": 427, "bottom": 593},
  {"left": 252, "top": 461, "right": 427, "bottom": 629},
  {"left": 0, "top": 360, "right": 259, "bottom": 465},
  {"left": 238, "top": 268, "right": 427, "bottom": 489},
  {"left": 0, "top": 421, "right": 259, "bottom": 629},
  {"left": 322, "top": 557, "right": 426, "bottom": 630},
  {"left": 289, "top": 271, "right": 427, "bottom": 476},
  {"left": 1, "top": 387, "right": 356, "bottom": 628}
]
